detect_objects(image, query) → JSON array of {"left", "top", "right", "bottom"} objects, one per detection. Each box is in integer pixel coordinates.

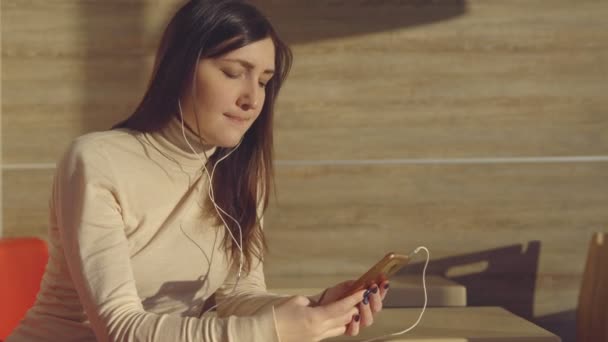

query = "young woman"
[{"left": 7, "top": 1, "right": 389, "bottom": 341}]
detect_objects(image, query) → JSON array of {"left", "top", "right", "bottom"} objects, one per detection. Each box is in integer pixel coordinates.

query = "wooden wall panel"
[
  {"left": 261, "top": 0, "right": 608, "bottom": 159},
  {"left": 2, "top": 0, "right": 607, "bottom": 162},
  {"left": 2, "top": 169, "right": 54, "bottom": 239},
  {"left": 263, "top": 162, "right": 608, "bottom": 304},
  {"left": 2, "top": 0, "right": 155, "bottom": 163},
  {"left": 262, "top": 162, "right": 607, "bottom": 338},
  {"left": 2, "top": 57, "right": 151, "bottom": 163}
]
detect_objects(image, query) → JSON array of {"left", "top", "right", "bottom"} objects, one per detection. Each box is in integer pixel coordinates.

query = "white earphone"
[
  {"left": 176, "top": 48, "right": 247, "bottom": 315},
  {"left": 359, "top": 246, "right": 430, "bottom": 342},
  {"left": 177, "top": 98, "right": 245, "bottom": 316},
  {"left": 177, "top": 50, "right": 429, "bottom": 336}
]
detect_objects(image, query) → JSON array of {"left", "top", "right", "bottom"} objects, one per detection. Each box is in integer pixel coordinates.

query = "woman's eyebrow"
[{"left": 221, "top": 58, "right": 274, "bottom": 75}]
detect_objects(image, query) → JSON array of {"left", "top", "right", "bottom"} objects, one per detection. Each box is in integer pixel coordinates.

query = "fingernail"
[
  {"left": 384, "top": 283, "right": 390, "bottom": 290},
  {"left": 353, "top": 314, "right": 360, "bottom": 322},
  {"left": 371, "top": 286, "right": 378, "bottom": 294},
  {"left": 363, "top": 295, "right": 369, "bottom": 305}
]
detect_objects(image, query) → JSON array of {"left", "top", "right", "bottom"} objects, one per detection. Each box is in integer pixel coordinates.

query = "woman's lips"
[{"left": 224, "top": 113, "right": 249, "bottom": 124}]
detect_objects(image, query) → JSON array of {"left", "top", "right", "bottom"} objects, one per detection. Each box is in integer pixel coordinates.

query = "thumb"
[
  {"left": 318, "top": 289, "right": 365, "bottom": 334},
  {"left": 288, "top": 295, "right": 312, "bottom": 307}
]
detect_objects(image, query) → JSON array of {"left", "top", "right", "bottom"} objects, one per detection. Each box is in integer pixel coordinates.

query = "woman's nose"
[{"left": 237, "top": 82, "right": 260, "bottom": 111}]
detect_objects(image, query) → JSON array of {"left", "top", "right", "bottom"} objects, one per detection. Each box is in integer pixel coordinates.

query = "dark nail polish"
[
  {"left": 384, "top": 283, "right": 390, "bottom": 290},
  {"left": 354, "top": 314, "right": 360, "bottom": 322},
  {"left": 371, "top": 286, "right": 378, "bottom": 294},
  {"left": 363, "top": 296, "right": 369, "bottom": 305}
]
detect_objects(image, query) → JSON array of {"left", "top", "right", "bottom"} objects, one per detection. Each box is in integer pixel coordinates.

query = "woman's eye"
[
  {"left": 223, "top": 70, "right": 242, "bottom": 79},
  {"left": 222, "top": 68, "right": 268, "bottom": 88}
]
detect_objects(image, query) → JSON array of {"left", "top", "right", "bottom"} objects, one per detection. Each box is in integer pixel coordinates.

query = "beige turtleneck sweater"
[{"left": 7, "top": 116, "right": 288, "bottom": 341}]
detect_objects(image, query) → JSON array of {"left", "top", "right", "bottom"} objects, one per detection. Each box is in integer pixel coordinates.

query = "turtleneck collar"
[{"left": 144, "top": 114, "right": 217, "bottom": 170}]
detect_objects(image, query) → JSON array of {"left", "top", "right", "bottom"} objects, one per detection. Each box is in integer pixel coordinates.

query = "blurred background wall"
[{"left": 2, "top": 1, "right": 607, "bottom": 341}]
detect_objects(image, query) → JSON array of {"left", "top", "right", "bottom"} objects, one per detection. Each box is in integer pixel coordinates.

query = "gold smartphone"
[{"left": 344, "top": 252, "right": 410, "bottom": 298}]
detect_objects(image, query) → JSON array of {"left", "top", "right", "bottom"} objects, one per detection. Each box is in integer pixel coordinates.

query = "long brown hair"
[{"left": 113, "top": 0, "right": 292, "bottom": 272}]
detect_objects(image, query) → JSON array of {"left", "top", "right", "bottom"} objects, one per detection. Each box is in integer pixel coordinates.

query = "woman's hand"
[
  {"left": 313, "top": 280, "right": 390, "bottom": 336},
  {"left": 274, "top": 289, "right": 366, "bottom": 342}
]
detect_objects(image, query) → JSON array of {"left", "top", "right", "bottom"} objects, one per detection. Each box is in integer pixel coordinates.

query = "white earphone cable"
[
  {"left": 177, "top": 98, "right": 245, "bottom": 316},
  {"left": 360, "top": 246, "right": 430, "bottom": 342},
  {"left": 176, "top": 50, "right": 429, "bottom": 329}
]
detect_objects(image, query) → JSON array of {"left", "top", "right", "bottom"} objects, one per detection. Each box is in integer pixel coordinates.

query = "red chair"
[{"left": 0, "top": 237, "right": 49, "bottom": 340}]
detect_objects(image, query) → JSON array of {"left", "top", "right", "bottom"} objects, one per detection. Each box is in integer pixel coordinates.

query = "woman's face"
[{"left": 179, "top": 37, "right": 276, "bottom": 148}]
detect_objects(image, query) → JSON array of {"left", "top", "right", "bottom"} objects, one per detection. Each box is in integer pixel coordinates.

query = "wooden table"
[
  {"left": 267, "top": 275, "right": 467, "bottom": 308},
  {"left": 329, "top": 307, "right": 561, "bottom": 342}
]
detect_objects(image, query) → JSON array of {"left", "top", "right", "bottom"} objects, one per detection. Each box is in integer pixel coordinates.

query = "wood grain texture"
[
  {"left": 1, "top": 0, "right": 182, "bottom": 163},
  {"left": 261, "top": 162, "right": 608, "bottom": 326},
  {"left": 2, "top": 0, "right": 607, "bottom": 162},
  {"left": 328, "top": 307, "right": 560, "bottom": 342},
  {"left": 271, "top": 0, "right": 608, "bottom": 160},
  {"left": 2, "top": 169, "right": 54, "bottom": 239},
  {"left": 2, "top": 56, "right": 151, "bottom": 163}
]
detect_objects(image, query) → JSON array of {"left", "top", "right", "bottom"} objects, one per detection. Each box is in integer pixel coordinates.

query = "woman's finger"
[
  {"left": 321, "top": 306, "right": 358, "bottom": 340},
  {"left": 319, "top": 289, "right": 365, "bottom": 320},
  {"left": 358, "top": 296, "right": 374, "bottom": 328},
  {"left": 379, "top": 280, "right": 390, "bottom": 300},
  {"left": 345, "top": 313, "right": 361, "bottom": 336},
  {"left": 319, "top": 305, "right": 359, "bottom": 340},
  {"left": 368, "top": 285, "right": 383, "bottom": 313}
]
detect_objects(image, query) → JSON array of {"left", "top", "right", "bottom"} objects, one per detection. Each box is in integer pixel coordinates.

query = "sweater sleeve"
[
  {"left": 55, "top": 138, "right": 280, "bottom": 342},
  {"left": 214, "top": 255, "right": 290, "bottom": 319},
  {"left": 214, "top": 207, "right": 290, "bottom": 320}
]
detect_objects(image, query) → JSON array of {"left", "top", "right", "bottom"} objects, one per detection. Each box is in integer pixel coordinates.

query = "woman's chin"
[{"left": 215, "top": 135, "right": 243, "bottom": 149}]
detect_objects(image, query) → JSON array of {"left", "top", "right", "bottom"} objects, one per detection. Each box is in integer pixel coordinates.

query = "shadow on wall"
[
  {"left": 252, "top": 0, "right": 468, "bottom": 44},
  {"left": 535, "top": 310, "right": 576, "bottom": 342},
  {"left": 401, "top": 241, "right": 576, "bottom": 342},
  {"left": 402, "top": 241, "right": 540, "bottom": 318}
]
